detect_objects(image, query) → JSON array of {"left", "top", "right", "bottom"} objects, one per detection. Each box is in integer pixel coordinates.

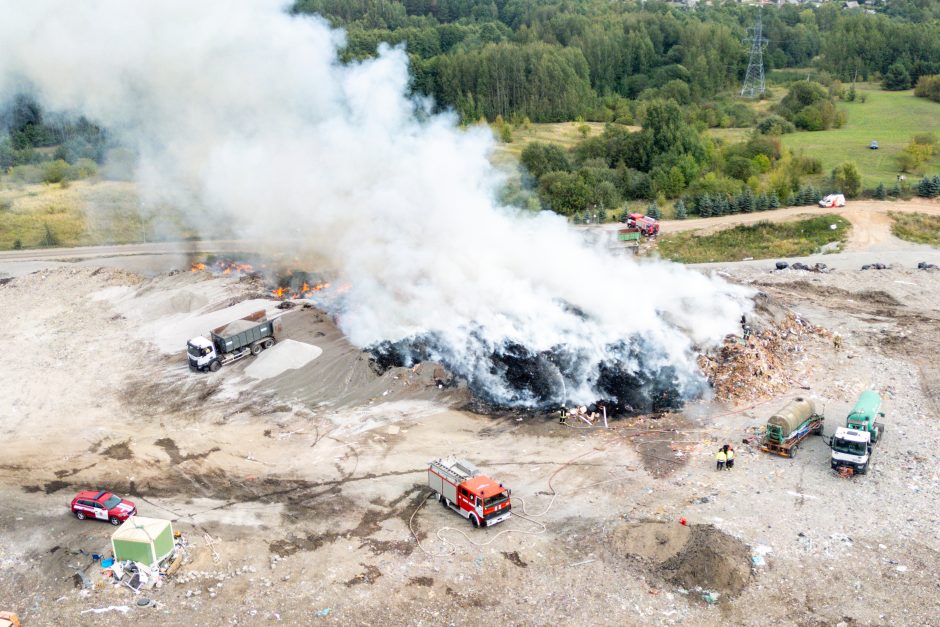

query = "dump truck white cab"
[
  {"left": 187, "top": 336, "right": 218, "bottom": 371},
  {"left": 830, "top": 426, "right": 872, "bottom": 474}
]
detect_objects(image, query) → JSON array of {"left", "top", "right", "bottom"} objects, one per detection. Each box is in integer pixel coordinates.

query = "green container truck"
[{"left": 829, "top": 391, "right": 886, "bottom": 475}]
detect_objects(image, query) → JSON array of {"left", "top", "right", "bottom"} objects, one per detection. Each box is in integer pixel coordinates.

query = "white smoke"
[{"left": 0, "top": 0, "right": 752, "bottom": 407}]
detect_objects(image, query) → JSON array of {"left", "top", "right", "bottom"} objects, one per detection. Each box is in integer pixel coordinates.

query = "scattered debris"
[
  {"left": 861, "top": 263, "right": 888, "bottom": 270},
  {"left": 79, "top": 606, "right": 131, "bottom": 615},
  {"left": 916, "top": 261, "right": 938, "bottom": 270}
]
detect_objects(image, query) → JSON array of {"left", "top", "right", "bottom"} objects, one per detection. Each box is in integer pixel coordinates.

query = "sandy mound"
[
  {"left": 611, "top": 521, "right": 751, "bottom": 599},
  {"left": 244, "top": 339, "right": 323, "bottom": 380}
]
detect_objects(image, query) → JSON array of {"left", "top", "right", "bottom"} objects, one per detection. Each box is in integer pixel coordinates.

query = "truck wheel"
[
  {"left": 209, "top": 360, "right": 221, "bottom": 372},
  {"left": 75, "top": 511, "right": 86, "bottom": 520},
  {"left": 441, "top": 497, "right": 449, "bottom": 508},
  {"left": 470, "top": 515, "right": 479, "bottom": 528},
  {"left": 263, "top": 339, "right": 275, "bottom": 349},
  {"left": 251, "top": 343, "right": 262, "bottom": 356},
  {"left": 789, "top": 446, "right": 797, "bottom": 458}
]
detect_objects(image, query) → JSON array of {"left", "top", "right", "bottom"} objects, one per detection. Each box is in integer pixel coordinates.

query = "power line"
[{"left": 740, "top": 5, "right": 768, "bottom": 98}]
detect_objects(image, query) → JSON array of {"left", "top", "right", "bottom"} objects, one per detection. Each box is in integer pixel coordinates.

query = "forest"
[
  {"left": 294, "top": 0, "right": 940, "bottom": 123},
  {"left": 4, "top": 0, "right": 940, "bottom": 220}
]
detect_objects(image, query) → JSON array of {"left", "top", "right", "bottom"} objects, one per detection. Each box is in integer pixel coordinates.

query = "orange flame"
[
  {"left": 273, "top": 287, "right": 287, "bottom": 299},
  {"left": 191, "top": 262, "right": 206, "bottom": 272}
]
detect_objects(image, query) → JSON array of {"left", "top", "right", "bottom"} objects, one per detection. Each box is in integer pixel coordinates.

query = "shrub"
[
  {"left": 38, "top": 223, "right": 60, "bottom": 247},
  {"left": 520, "top": 142, "right": 571, "bottom": 179},
  {"left": 795, "top": 156, "right": 822, "bottom": 175},
  {"left": 41, "top": 159, "right": 71, "bottom": 184},
  {"left": 756, "top": 115, "right": 795, "bottom": 135},
  {"left": 12, "top": 238, "right": 22, "bottom": 250},
  {"left": 9, "top": 164, "right": 44, "bottom": 184},
  {"left": 914, "top": 74, "right": 940, "bottom": 103},
  {"left": 831, "top": 162, "right": 862, "bottom": 198}
]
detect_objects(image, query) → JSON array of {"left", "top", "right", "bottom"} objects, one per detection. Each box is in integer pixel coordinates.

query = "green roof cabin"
[{"left": 111, "top": 516, "right": 175, "bottom": 568}]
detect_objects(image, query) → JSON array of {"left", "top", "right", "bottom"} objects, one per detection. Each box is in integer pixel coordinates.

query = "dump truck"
[
  {"left": 187, "top": 310, "right": 282, "bottom": 372},
  {"left": 427, "top": 457, "right": 512, "bottom": 528},
  {"left": 760, "top": 397, "right": 824, "bottom": 458},
  {"left": 829, "top": 390, "right": 885, "bottom": 475}
]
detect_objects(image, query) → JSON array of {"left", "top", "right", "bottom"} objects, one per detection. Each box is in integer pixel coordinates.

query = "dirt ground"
[{"left": 2, "top": 214, "right": 940, "bottom": 625}]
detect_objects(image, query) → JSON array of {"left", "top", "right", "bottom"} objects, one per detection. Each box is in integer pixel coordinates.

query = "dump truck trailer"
[
  {"left": 761, "top": 397, "right": 824, "bottom": 458},
  {"left": 187, "top": 310, "right": 282, "bottom": 372}
]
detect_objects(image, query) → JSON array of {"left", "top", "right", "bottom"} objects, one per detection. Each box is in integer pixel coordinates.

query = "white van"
[{"left": 818, "top": 193, "right": 846, "bottom": 208}]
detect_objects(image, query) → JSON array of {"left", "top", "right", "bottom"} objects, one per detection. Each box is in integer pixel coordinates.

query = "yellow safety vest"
[{"left": 716, "top": 451, "right": 727, "bottom": 462}]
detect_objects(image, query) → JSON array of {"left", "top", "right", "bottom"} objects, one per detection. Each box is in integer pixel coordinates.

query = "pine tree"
[
  {"left": 769, "top": 192, "right": 781, "bottom": 209},
  {"left": 739, "top": 188, "right": 755, "bottom": 213},
  {"left": 674, "top": 199, "right": 688, "bottom": 220},
  {"left": 646, "top": 202, "right": 660, "bottom": 219},
  {"left": 917, "top": 177, "right": 933, "bottom": 197},
  {"left": 718, "top": 196, "right": 731, "bottom": 215},
  {"left": 890, "top": 181, "right": 902, "bottom": 197},
  {"left": 928, "top": 178, "right": 940, "bottom": 198},
  {"left": 874, "top": 182, "right": 887, "bottom": 200},
  {"left": 698, "top": 194, "right": 713, "bottom": 217},
  {"left": 756, "top": 193, "right": 769, "bottom": 211}
]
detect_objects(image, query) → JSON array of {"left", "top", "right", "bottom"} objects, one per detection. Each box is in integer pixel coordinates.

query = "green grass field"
[
  {"left": 889, "top": 211, "right": 940, "bottom": 247},
  {"left": 0, "top": 179, "right": 194, "bottom": 249},
  {"left": 782, "top": 86, "right": 940, "bottom": 188},
  {"left": 657, "top": 214, "right": 850, "bottom": 263}
]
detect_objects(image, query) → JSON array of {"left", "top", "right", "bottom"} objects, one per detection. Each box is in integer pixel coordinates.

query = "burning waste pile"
[{"left": 2, "top": 1, "right": 753, "bottom": 412}]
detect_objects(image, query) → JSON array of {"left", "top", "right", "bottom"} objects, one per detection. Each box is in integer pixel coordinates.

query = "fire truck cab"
[{"left": 428, "top": 457, "right": 512, "bottom": 528}]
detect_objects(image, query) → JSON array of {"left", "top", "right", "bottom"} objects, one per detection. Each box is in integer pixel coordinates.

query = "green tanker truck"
[
  {"left": 829, "top": 391, "right": 885, "bottom": 475},
  {"left": 760, "top": 397, "right": 824, "bottom": 458}
]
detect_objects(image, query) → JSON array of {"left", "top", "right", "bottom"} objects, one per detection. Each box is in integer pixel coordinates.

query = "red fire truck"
[
  {"left": 626, "top": 212, "right": 660, "bottom": 236},
  {"left": 427, "top": 457, "right": 512, "bottom": 528}
]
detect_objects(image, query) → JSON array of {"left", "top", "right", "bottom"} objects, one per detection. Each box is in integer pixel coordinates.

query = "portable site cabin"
[{"left": 111, "top": 516, "right": 175, "bottom": 568}]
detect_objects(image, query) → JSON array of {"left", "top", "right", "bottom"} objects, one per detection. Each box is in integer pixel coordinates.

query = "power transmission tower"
[{"left": 740, "top": 6, "right": 768, "bottom": 98}]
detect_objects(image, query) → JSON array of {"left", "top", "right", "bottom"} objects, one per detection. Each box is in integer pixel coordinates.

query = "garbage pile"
[{"left": 697, "top": 314, "right": 829, "bottom": 403}]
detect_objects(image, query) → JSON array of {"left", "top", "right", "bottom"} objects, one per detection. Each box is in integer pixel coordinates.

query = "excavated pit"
[{"left": 610, "top": 521, "right": 752, "bottom": 600}]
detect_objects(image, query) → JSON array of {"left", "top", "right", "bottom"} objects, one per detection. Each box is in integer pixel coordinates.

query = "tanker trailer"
[{"left": 760, "top": 397, "right": 824, "bottom": 458}]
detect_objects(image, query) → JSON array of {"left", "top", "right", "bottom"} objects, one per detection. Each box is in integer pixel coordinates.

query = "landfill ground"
[{"left": 2, "top": 209, "right": 940, "bottom": 625}]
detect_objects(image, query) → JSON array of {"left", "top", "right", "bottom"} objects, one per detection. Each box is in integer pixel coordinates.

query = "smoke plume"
[{"left": 0, "top": 0, "right": 752, "bottom": 409}]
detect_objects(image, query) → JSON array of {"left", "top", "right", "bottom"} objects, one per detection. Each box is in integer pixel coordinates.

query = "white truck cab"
[
  {"left": 830, "top": 426, "right": 872, "bottom": 474},
  {"left": 187, "top": 336, "right": 219, "bottom": 371}
]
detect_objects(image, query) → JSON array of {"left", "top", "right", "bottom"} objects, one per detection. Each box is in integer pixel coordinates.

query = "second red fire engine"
[{"left": 427, "top": 457, "right": 512, "bottom": 528}]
